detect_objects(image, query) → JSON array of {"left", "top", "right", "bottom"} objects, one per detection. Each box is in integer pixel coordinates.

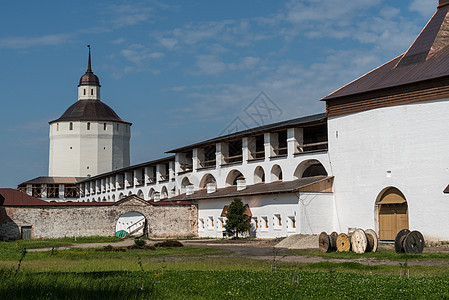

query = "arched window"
[
  {"left": 225, "top": 170, "right": 244, "bottom": 186},
  {"left": 87, "top": 122, "right": 90, "bottom": 130},
  {"left": 161, "top": 186, "right": 168, "bottom": 199},
  {"left": 91, "top": 89, "right": 94, "bottom": 95},
  {"left": 84, "top": 89, "right": 86, "bottom": 95},
  {"left": 293, "top": 160, "right": 328, "bottom": 179},
  {"left": 254, "top": 166, "right": 265, "bottom": 184},
  {"left": 199, "top": 174, "right": 216, "bottom": 189},
  {"left": 271, "top": 165, "right": 283, "bottom": 182},
  {"left": 69, "top": 123, "right": 73, "bottom": 130},
  {"left": 56, "top": 123, "right": 59, "bottom": 131}
]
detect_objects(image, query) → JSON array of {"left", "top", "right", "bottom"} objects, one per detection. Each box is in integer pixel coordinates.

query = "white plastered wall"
[{"left": 328, "top": 99, "right": 449, "bottom": 240}]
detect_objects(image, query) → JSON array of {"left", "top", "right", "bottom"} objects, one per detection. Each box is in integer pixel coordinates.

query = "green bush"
[{"left": 134, "top": 239, "right": 146, "bottom": 248}]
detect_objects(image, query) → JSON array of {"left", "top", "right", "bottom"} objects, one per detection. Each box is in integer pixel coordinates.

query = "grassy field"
[
  {"left": 2, "top": 238, "right": 449, "bottom": 299},
  {"left": 289, "top": 248, "right": 449, "bottom": 261}
]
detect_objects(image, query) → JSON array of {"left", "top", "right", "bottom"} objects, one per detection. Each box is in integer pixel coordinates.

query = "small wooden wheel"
[
  {"left": 365, "top": 229, "right": 378, "bottom": 252},
  {"left": 330, "top": 232, "right": 338, "bottom": 251},
  {"left": 336, "top": 233, "right": 351, "bottom": 252},
  {"left": 319, "top": 232, "right": 331, "bottom": 253},
  {"left": 403, "top": 231, "right": 425, "bottom": 254},
  {"left": 395, "top": 229, "right": 410, "bottom": 253},
  {"left": 351, "top": 229, "right": 367, "bottom": 254}
]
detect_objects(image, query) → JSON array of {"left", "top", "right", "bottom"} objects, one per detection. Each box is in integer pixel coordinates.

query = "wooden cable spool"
[
  {"left": 364, "top": 229, "right": 378, "bottom": 252},
  {"left": 319, "top": 232, "right": 331, "bottom": 253},
  {"left": 351, "top": 228, "right": 368, "bottom": 254},
  {"left": 395, "top": 229, "right": 410, "bottom": 253},
  {"left": 403, "top": 230, "right": 425, "bottom": 254},
  {"left": 336, "top": 233, "right": 351, "bottom": 252},
  {"left": 330, "top": 232, "right": 338, "bottom": 251}
]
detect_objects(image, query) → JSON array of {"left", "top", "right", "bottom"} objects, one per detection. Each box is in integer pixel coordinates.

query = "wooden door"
[
  {"left": 379, "top": 203, "right": 409, "bottom": 240},
  {"left": 21, "top": 226, "right": 32, "bottom": 239}
]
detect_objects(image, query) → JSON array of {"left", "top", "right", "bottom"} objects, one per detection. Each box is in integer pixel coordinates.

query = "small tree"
[{"left": 224, "top": 198, "right": 250, "bottom": 239}]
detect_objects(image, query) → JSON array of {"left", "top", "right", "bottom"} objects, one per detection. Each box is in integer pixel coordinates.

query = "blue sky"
[{"left": 0, "top": 0, "right": 437, "bottom": 187}]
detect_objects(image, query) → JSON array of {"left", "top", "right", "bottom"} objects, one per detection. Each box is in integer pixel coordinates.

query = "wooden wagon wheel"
[
  {"left": 395, "top": 229, "right": 410, "bottom": 253},
  {"left": 330, "top": 232, "right": 338, "bottom": 251},
  {"left": 336, "top": 233, "right": 351, "bottom": 252},
  {"left": 403, "top": 231, "right": 425, "bottom": 254},
  {"left": 365, "top": 229, "right": 378, "bottom": 252},
  {"left": 351, "top": 228, "right": 368, "bottom": 254},
  {"left": 319, "top": 232, "right": 331, "bottom": 253}
]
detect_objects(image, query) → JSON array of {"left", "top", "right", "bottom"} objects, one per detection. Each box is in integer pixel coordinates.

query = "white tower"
[{"left": 48, "top": 46, "right": 131, "bottom": 177}]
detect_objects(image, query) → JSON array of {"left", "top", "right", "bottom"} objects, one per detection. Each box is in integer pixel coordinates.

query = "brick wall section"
[{"left": 0, "top": 196, "right": 198, "bottom": 240}]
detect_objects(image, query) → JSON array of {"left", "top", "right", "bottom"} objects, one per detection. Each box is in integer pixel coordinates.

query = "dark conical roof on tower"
[{"left": 79, "top": 45, "right": 100, "bottom": 87}]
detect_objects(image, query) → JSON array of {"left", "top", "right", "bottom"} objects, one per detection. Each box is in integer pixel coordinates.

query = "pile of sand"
[{"left": 275, "top": 234, "right": 318, "bottom": 249}]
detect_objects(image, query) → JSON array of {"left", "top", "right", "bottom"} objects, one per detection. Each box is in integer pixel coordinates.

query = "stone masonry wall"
[{"left": 0, "top": 199, "right": 197, "bottom": 240}]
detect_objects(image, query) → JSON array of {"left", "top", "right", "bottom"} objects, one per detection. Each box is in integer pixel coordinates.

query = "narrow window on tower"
[
  {"left": 56, "top": 123, "right": 59, "bottom": 131},
  {"left": 69, "top": 123, "right": 73, "bottom": 130},
  {"left": 104, "top": 123, "right": 107, "bottom": 130},
  {"left": 84, "top": 89, "right": 86, "bottom": 95},
  {"left": 91, "top": 89, "right": 93, "bottom": 95},
  {"left": 87, "top": 122, "right": 90, "bottom": 130},
  {"left": 116, "top": 124, "right": 119, "bottom": 132}
]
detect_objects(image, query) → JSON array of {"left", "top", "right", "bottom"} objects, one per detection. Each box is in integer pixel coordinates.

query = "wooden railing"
[
  {"left": 160, "top": 175, "right": 169, "bottom": 181},
  {"left": 202, "top": 159, "right": 216, "bottom": 168},
  {"left": 224, "top": 154, "right": 243, "bottom": 164},
  {"left": 297, "top": 141, "right": 328, "bottom": 153},
  {"left": 180, "top": 163, "right": 193, "bottom": 172},
  {"left": 251, "top": 150, "right": 265, "bottom": 159},
  {"left": 273, "top": 147, "right": 288, "bottom": 156}
]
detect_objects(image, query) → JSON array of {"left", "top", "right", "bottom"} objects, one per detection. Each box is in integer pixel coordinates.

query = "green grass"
[
  {"left": 2, "top": 269, "right": 449, "bottom": 299},
  {"left": 289, "top": 248, "right": 449, "bottom": 261},
  {"left": 0, "top": 236, "right": 122, "bottom": 250},
  {"left": 0, "top": 246, "right": 226, "bottom": 261}
]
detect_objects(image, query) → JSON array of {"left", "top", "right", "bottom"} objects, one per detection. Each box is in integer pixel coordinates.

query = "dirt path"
[
  {"left": 27, "top": 239, "right": 135, "bottom": 252},
  {"left": 27, "top": 238, "right": 449, "bottom": 266},
  {"left": 181, "top": 240, "right": 449, "bottom": 266}
]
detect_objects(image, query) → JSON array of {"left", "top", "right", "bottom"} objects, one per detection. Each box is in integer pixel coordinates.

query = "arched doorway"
[
  {"left": 376, "top": 187, "right": 409, "bottom": 241},
  {"left": 115, "top": 211, "right": 146, "bottom": 238}
]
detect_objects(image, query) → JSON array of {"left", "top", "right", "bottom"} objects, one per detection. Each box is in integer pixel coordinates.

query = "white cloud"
[
  {"left": 106, "top": 4, "right": 154, "bottom": 28},
  {"left": 409, "top": 0, "right": 436, "bottom": 17},
  {"left": 111, "top": 38, "right": 126, "bottom": 45},
  {"left": 120, "top": 44, "right": 165, "bottom": 65},
  {"left": 0, "top": 33, "right": 72, "bottom": 49},
  {"left": 158, "top": 38, "right": 178, "bottom": 50}
]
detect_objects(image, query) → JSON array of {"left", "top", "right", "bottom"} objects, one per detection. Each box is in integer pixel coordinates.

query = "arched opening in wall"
[
  {"left": 119, "top": 193, "right": 125, "bottom": 200},
  {"left": 86, "top": 198, "right": 89, "bottom": 202},
  {"left": 69, "top": 122, "right": 73, "bottom": 130},
  {"left": 254, "top": 166, "right": 265, "bottom": 184},
  {"left": 294, "top": 159, "right": 328, "bottom": 179},
  {"left": 225, "top": 170, "right": 245, "bottom": 187},
  {"left": 181, "top": 177, "right": 192, "bottom": 194},
  {"left": 148, "top": 188, "right": 155, "bottom": 201},
  {"left": 137, "top": 190, "right": 144, "bottom": 199},
  {"left": 87, "top": 122, "right": 91, "bottom": 130},
  {"left": 376, "top": 187, "right": 409, "bottom": 241},
  {"left": 161, "top": 186, "right": 168, "bottom": 199},
  {"left": 128, "top": 191, "right": 132, "bottom": 196},
  {"left": 112, "top": 194, "right": 115, "bottom": 202},
  {"left": 107, "top": 195, "right": 111, "bottom": 201},
  {"left": 199, "top": 174, "right": 216, "bottom": 188},
  {"left": 115, "top": 211, "right": 146, "bottom": 238},
  {"left": 102, "top": 197, "right": 106, "bottom": 202},
  {"left": 98, "top": 197, "right": 101, "bottom": 202},
  {"left": 270, "top": 165, "right": 283, "bottom": 182}
]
